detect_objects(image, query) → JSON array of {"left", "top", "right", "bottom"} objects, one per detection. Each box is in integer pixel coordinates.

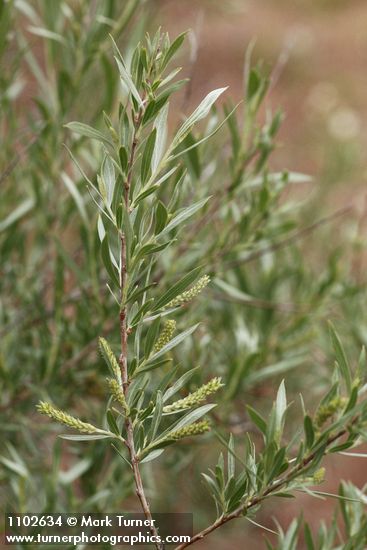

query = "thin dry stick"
[
  {"left": 225, "top": 204, "right": 354, "bottom": 269},
  {"left": 0, "top": 129, "right": 43, "bottom": 186},
  {"left": 118, "top": 112, "right": 164, "bottom": 550},
  {"left": 174, "top": 422, "right": 355, "bottom": 550}
]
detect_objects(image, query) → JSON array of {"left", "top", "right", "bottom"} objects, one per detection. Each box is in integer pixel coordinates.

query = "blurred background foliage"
[{"left": 1, "top": 0, "right": 367, "bottom": 548}]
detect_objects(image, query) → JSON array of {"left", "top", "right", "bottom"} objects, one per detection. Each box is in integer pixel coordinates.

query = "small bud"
[
  {"left": 109, "top": 126, "right": 119, "bottom": 144},
  {"left": 170, "top": 420, "right": 211, "bottom": 440},
  {"left": 313, "top": 467, "right": 326, "bottom": 485},
  {"left": 36, "top": 401, "right": 99, "bottom": 434},
  {"left": 99, "top": 337, "right": 122, "bottom": 385},
  {"left": 166, "top": 276, "right": 210, "bottom": 309},
  {"left": 163, "top": 377, "right": 223, "bottom": 413},
  {"left": 314, "top": 396, "right": 346, "bottom": 427},
  {"left": 153, "top": 320, "right": 176, "bottom": 353},
  {"left": 107, "top": 378, "right": 129, "bottom": 415}
]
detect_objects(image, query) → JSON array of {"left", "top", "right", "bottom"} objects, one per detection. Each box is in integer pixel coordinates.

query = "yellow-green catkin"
[
  {"left": 170, "top": 420, "right": 211, "bottom": 440},
  {"left": 107, "top": 378, "right": 129, "bottom": 414},
  {"left": 36, "top": 401, "right": 99, "bottom": 434},
  {"left": 99, "top": 337, "right": 122, "bottom": 385},
  {"left": 153, "top": 320, "right": 176, "bottom": 353},
  {"left": 313, "top": 467, "right": 326, "bottom": 484},
  {"left": 163, "top": 377, "right": 223, "bottom": 413},
  {"left": 314, "top": 396, "right": 347, "bottom": 427},
  {"left": 166, "top": 275, "right": 210, "bottom": 309}
]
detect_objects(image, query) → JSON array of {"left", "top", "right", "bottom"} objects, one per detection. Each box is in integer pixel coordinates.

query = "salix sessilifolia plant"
[{"left": 36, "top": 31, "right": 367, "bottom": 549}]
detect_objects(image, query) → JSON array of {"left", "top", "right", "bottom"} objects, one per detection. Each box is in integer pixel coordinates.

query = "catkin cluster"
[
  {"left": 99, "top": 337, "right": 122, "bottom": 385},
  {"left": 166, "top": 275, "right": 210, "bottom": 308},
  {"left": 153, "top": 320, "right": 176, "bottom": 353},
  {"left": 163, "top": 377, "right": 223, "bottom": 413},
  {"left": 170, "top": 420, "right": 211, "bottom": 440},
  {"left": 37, "top": 401, "right": 99, "bottom": 434},
  {"left": 313, "top": 467, "right": 326, "bottom": 484},
  {"left": 107, "top": 378, "right": 129, "bottom": 414},
  {"left": 314, "top": 396, "right": 347, "bottom": 427}
]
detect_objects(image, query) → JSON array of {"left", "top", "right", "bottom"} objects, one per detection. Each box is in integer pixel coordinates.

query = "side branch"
[{"left": 174, "top": 422, "right": 354, "bottom": 549}]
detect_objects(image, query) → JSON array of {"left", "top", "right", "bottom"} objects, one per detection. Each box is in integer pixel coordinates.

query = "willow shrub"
[
  {"left": 2, "top": 5, "right": 367, "bottom": 550},
  {"left": 38, "top": 30, "right": 367, "bottom": 548}
]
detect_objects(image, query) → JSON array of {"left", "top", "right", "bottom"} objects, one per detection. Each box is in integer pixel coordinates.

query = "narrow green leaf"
[
  {"left": 59, "top": 434, "right": 112, "bottom": 441},
  {"left": 61, "top": 172, "right": 88, "bottom": 227},
  {"left": 106, "top": 410, "right": 120, "bottom": 436},
  {"left": 152, "top": 102, "right": 169, "bottom": 171},
  {"left": 58, "top": 458, "right": 91, "bottom": 485},
  {"left": 133, "top": 184, "right": 160, "bottom": 205},
  {"left": 247, "top": 405, "right": 267, "bottom": 435},
  {"left": 161, "top": 32, "right": 186, "bottom": 68},
  {"left": 102, "top": 155, "right": 115, "bottom": 206},
  {"left": 0, "top": 198, "right": 34, "bottom": 232},
  {"left": 142, "top": 94, "right": 169, "bottom": 126},
  {"left": 140, "top": 449, "right": 165, "bottom": 463},
  {"left": 65, "top": 122, "right": 113, "bottom": 147},
  {"left": 173, "top": 87, "right": 228, "bottom": 146},
  {"left": 304, "top": 415, "right": 315, "bottom": 449},
  {"left": 329, "top": 323, "right": 352, "bottom": 392},
  {"left": 119, "top": 146, "right": 128, "bottom": 173},
  {"left": 0, "top": 456, "right": 28, "bottom": 477},
  {"left": 154, "top": 201, "right": 168, "bottom": 234},
  {"left": 135, "top": 357, "right": 172, "bottom": 375},
  {"left": 114, "top": 55, "right": 143, "bottom": 109},
  {"left": 228, "top": 434, "right": 235, "bottom": 479},
  {"left": 148, "top": 391, "right": 163, "bottom": 443},
  {"left": 163, "top": 367, "right": 199, "bottom": 403},
  {"left": 159, "top": 197, "right": 210, "bottom": 236},
  {"left": 153, "top": 266, "right": 202, "bottom": 311},
  {"left": 27, "top": 25, "right": 66, "bottom": 44},
  {"left": 144, "top": 317, "right": 161, "bottom": 358},
  {"left": 141, "top": 130, "right": 157, "bottom": 186},
  {"left": 145, "top": 324, "right": 199, "bottom": 364},
  {"left": 247, "top": 68, "right": 261, "bottom": 100},
  {"left": 165, "top": 403, "right": 216, "bottom": 436},
  {"left": 304, "top": 524, "right": 315, "bottom": 550},
  {"left": 275, "top": 380, "right": 287, "bottom": 436},
  {"left": 101, "top": 235, "right": 120, "bottom": 287}
]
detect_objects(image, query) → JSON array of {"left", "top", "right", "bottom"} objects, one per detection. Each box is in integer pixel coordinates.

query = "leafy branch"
[
  {"left": 175, "top": 416, "right": 357, "bottom": 549},
  {"left": 29, "top": 24, "right": 367, "bottom": 550}
]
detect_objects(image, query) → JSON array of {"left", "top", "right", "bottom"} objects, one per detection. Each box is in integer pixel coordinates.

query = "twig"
[
  {"left": 0, "top": 130, "right": 42, "bottom": 186},
  {"left": 211, "top": 291, "right": 309, "bottom": 313},
  {"left": 118, "top": 109, "right": 163, "bottom": 550},
  {"left": 174, "top": 421, "right": 354, "bottom": 549},
  {"left": 225, "top": 204, "right": 354, "bottom": 268}
]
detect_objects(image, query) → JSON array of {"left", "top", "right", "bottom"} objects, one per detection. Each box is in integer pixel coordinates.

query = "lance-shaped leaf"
[
  {"left": 159, "top": 196, "right": 210, "bottom": 236},
  {"left": 163, "top": 403, "right": 216, "bottom": 438},
  {"left": 172, "top": 87, "right": 228, "bottom": 147},
  {"left": 114, "top": 57, "right": 143, "bottom": 109},
  {"left": 64, "top": 122, "right": 113, "bottom": 147},
  {"left": 141, "top": 128, "right": 157, "bottom": 184},
  {"left": 163, "top": 367, "right": 199, "bottom": 403},
  {"left": 152, "top": 102, "right": 169, "bottom": 172},
  {"left": 143, "top": 324, "right": 199, "bottom": 365},
  {"left": 102, "top": 155, "right": 115, "bottom": 207},
  {"left": 153, "top": 266, "right": 202, "bottom": 311},
  {"left": 329, "top": 322, "right": 352, "bottom": 393},
  {"left": 147, "top": 391, "right": 163, "bottom": 443},
  {"left": 61, "top": 172, "right": 88, "bottom": 227}
]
